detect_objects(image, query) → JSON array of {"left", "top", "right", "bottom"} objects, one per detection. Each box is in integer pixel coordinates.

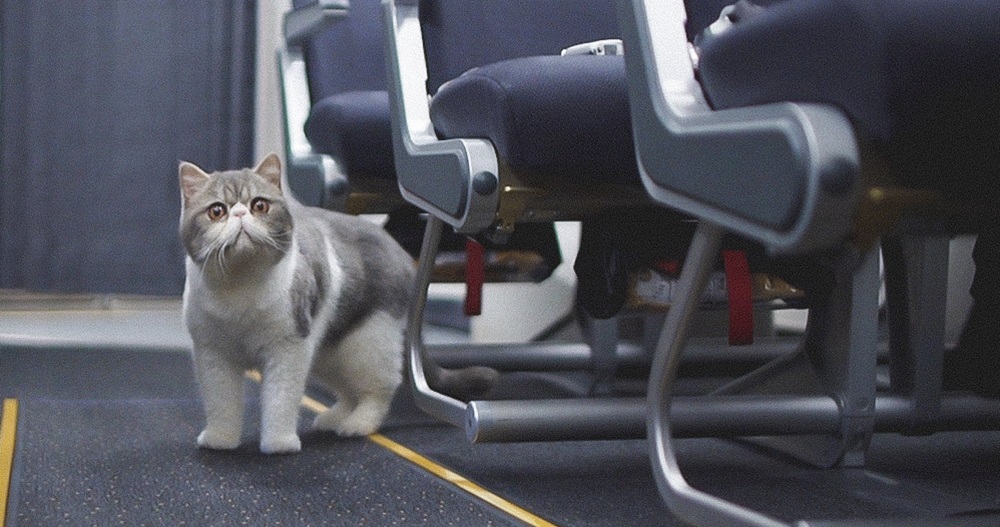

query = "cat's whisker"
[
  {"left": 260, "top": 233, "right": 290, "bottom": 251},
  {"left": 213, "top": 240, "right": 232, "bottom": 276}
]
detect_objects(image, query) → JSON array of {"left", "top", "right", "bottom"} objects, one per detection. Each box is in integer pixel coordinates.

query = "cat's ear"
[
  {"left": 253, "top": 153, "right": 282, "bottom": 190},
  {"left": 179, "top": 161, "right": 210, "bottom": 205}
]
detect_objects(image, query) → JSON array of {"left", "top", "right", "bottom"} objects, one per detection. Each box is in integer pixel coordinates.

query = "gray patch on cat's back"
[
  {"left": 329, "top": 212, "right": 415, "bottom": 319},
  {"left": 290, "top": 265, "right": 318, "bottom": 339},
  {"left": 290, "top": 221, "right": 330, "bottom": 339},
  {"left": 293, "top": 206, "right": 414, "bottom": 346}
]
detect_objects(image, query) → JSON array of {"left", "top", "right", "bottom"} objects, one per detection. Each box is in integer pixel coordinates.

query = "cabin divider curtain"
[{"left": 1, "top": 1, "right": 257, "bottom": 295}]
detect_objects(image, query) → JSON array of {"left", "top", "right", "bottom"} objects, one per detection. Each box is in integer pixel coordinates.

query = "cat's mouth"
[
  {"left": 230, "top": 228, "right": 258, "bottom": 250},
  {"left": 233, "top": 217, "right": 262, "bottom": 241}
]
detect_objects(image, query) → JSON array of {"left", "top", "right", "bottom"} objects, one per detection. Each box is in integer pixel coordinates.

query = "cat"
[{"left": 179, "top": 153, "right": 418, "bottom": 454}]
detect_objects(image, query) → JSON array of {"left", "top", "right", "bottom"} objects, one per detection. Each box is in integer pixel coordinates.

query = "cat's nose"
[{"left": 231, "top": 203, "right": 249, "bottom": 218}]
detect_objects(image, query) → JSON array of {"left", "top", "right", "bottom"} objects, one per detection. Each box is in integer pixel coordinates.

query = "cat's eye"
[
  {"left": 207, "top": 203, "right": 227, "bottom": 221},
  {"left": 251, "top": 198, "right": 270, "bottom": 215}
]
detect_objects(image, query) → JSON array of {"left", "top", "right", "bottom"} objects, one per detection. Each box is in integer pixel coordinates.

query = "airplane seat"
[
  {"left": 283, "top": 0, "right": 564, "bottom": 279},
  {"left": 696, "top": 0, "right": 1000, "bottom": 211},
  {"left": 389, "top": 0, "right": 651, "bottom": 241},
  {"left": 384, "top": 0, "right": 683, "bottom": 441},
  {"left": 421, "top": 0, "right": 820, "bottom": 323},
  {"left": 296, "top": 0, "right": 398, "bottom": 212},
  {"left": 621, "top": 0, "right": 1000, "bottom": 524}
]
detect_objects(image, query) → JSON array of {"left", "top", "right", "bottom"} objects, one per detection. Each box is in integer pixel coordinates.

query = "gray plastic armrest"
[
  {"left": 382, "top": 0, "right": 500, "bottom": 234},
  {"left": 284, "top": 0, "right": 351, "bottom": 47},
  {"left": 620, "top": 0, "right": 862, "bottom": 254}
]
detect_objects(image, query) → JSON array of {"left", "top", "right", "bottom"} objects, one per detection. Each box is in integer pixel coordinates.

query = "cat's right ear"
[{"left": 179, "top": 161, "right": 210, "bottom": 205}]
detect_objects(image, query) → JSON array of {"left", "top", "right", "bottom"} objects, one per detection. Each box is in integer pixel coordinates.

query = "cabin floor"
[{"left": 2, "top": 292, "right": 1000, "bottom": 526}]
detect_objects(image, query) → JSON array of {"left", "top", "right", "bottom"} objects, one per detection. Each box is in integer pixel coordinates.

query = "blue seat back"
[
  {"left": 417, "top": 0, "right": 786, "bottom": 95},
  {"left": 418, "top": 0, "right": 621, "bottom": 94},
  {"left": 295, "top": 0, "right": 386, "bottom": 102}
]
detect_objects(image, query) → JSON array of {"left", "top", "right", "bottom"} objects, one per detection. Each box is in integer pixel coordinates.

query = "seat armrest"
[
  {"left": 619, "top": 0, "right": 862, "bottom": 254},
  {"left": 382, "top": 0, "right": 500, "bottom": 235},
  {"left": 284, "top": 0, "right": 351, "bottom": 47}
]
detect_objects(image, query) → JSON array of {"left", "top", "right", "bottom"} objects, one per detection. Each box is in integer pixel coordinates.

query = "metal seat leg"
[{"left": 647, "top": 221, "right": 788, "bottom": 527}]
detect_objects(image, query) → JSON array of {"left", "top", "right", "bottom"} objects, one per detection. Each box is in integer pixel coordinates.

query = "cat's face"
[{"left": 179, "top": 154, "right": 293, "bottom": 274}]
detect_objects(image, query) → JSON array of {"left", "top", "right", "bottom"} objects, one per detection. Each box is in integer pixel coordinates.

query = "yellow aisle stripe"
[
  {"left": 245, "top": 371, "right": 555, "bottom": 526},
  {"left": 365, "top": 432, "right": 557, "bottom": 527},
  {"left": 306, "top": 393, "right": 556, "bottom": 527},
  {"left": 1, "top": 399, "right": 20, "bottom": 527}
]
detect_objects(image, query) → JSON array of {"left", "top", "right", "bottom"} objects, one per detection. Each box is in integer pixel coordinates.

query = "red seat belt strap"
[
  {"left": 723, "top": 249, "right": 753, "bottom": 345},
  {"left": 465, "top": 239, "right": 485, "bottom": 316}
]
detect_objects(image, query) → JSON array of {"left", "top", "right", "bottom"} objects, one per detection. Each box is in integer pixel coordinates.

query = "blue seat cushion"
[
  {"left": 429, "top": 54, "right": 639, "bottom": 184},
  {"left": 304, "top": 90, "right": 395, "bottom": 179},
  {"left": 698, "top": 0, "right": 1000, "bottom": 198}
]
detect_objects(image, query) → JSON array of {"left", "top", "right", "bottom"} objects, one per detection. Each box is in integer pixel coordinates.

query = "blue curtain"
[{"left": 1, "top": 1, "right": 256, "bottom": 295}]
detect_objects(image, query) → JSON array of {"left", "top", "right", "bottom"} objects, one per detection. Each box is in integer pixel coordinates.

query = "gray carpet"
[
  {"left": 4, "top": 344, "right": 1000, "bottom": 526},
  {"left": 7, "top": 398, "right": 513, "bottom": 526}
]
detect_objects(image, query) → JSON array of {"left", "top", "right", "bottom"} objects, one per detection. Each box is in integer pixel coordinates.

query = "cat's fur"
[{"left": 179, "top": 154, "right": 414, "bottom": 454}]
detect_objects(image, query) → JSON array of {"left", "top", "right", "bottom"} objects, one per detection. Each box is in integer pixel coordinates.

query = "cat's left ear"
[
  {"left": 254, "top": 153, "right": 282, "bottom": 190},
  {"left": 179, "top": 161, "right": 211, "bottom": 205}
]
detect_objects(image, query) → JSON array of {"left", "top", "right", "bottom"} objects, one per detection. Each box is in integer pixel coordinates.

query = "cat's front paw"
[
  {"left": 197, "top": 429, "right": 241, "bottom": 450},
  {"left": 260, "top": 433, "right": 302, "bottom": 454}
]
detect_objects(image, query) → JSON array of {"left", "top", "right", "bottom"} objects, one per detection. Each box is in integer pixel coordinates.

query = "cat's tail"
[{"left": 422, "top": 360, "right": 499, "bottom": 401}]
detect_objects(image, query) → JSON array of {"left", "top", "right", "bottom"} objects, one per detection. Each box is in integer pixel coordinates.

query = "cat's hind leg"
[
  {"left": 312, "top": 311, "right": 404, "bottom": 437},
  {"left": 309, "top": 349, "right": 358, "bottom": 431},
  {"left": 336, "top": 392, "right": 395, "bottom": 437},
  {"left": 312, "top": 391, "right": 355, "bottom": 431}
]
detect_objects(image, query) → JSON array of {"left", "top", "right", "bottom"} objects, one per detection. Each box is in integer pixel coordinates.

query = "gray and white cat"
[{"left": 179, "top": 154, "right": 415, "bottom": 454}]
